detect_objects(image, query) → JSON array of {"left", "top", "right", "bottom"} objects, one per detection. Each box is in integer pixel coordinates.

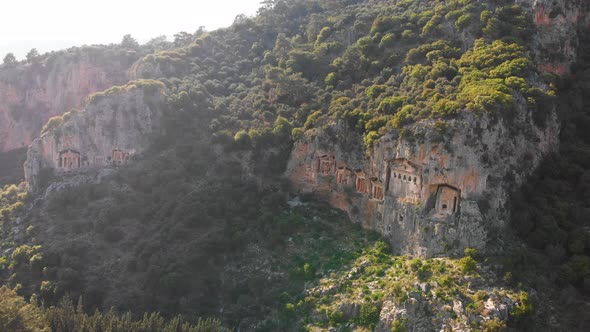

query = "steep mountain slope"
[{"left": 1, "top": 0, "right": 590, "bottom": 331}]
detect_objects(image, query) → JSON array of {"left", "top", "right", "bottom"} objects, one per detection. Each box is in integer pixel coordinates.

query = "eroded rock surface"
[
  {"left": 0, "top": 47, "right": 137, "bottom": 152},
  {"left": 24, "top": 81, "right": 166, "bottom": 190},
  {"left": 528, "top": 0, "right": 590, "bottom": 74},
  {"left": 287, "top": 108, "right": 558, "bottom": 257}
]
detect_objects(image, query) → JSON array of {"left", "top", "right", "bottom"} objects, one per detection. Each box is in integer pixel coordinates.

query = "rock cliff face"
[
  {"left": 527, "top": 0, "right": 590, "bottom": 74},
  {"left": 286, "top": 0, "right": 589, "bottom": 258},
  {"left": 0, "top": 47, "right": 138, "bottom": 152},
  {"left": 24, "top": 80, "right": 166, "bottom": 190},
  {"left": 287, "top": 106, "right": 558, "bottom": 257}
]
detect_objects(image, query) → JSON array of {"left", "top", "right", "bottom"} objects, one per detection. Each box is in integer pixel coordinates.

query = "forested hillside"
[{"left": 0, "top": 0, "right": 589, "bottom": 331}]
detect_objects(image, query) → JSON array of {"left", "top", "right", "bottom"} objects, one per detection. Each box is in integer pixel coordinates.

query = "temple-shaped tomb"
[
  {"left": 317, "top": 155, "right": 335, "bottom": 176},
  {"left": 355, "top": 170, "right": 368, "bottom": 194},
  {"left": 434, "top": 184, "right": 460, "bottom": 217},
  {"left": 371, "top": 178, "right": 384, "bottom": 201},
  {"left": 385, "top": 158, "right": 422, "bottom": 203},
  {"left": 58, "top": 149, "right": 81, "bottom": 171},
  {"left": 112, "top": 149, "right": 130, "bottom": 165},
  {"left": 336, "top": 167, "right": 353, "bottom": 185}
]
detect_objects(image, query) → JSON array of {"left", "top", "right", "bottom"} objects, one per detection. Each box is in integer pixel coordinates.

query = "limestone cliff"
[
  {"left": 24, "top": 80, "right": 166, "bottom": 190},
  {"left": 0, "top": 47, "right": 138, "bottom": 152},
  {"left": 285, "top": 0, "right": 588, "bottom": 258},
  {"left": 528, "top": 0, "right": 590, "bottom": 74},
  {"left": 287, "top": 106, "right": 558, "bottom": 257}
]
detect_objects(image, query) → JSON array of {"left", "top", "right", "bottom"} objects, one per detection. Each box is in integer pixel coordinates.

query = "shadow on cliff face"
[
  {"left": 0, "top": 147, "right": 27, "bottom": 186},
  {"left": 508, "top": 28, "right": 590, "bottom": 331}
]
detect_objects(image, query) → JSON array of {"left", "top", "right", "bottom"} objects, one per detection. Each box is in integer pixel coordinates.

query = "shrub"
[
  {"left": 365, "top": 116, "right": 389, "bottom": 133},
  {"left": 458, "top": 79, "right": 513, "bottom": 113},
  {"left": 327, "top": 309, "right": 346, "bottom": 326},
  {"left": 364, "top": 130, "right": 381, "bottom": 148},
  {"left": 378, "top": 96, "right": 406, "bottom": 114},
  {"left": 504, "top": 76, "right": 527, "bottom": 92},
  {"left": 389, "top": 105, "right": 414, "bottom": 128},
  {"left": 316, "top": 27, "right": 332, "bottom": 44},
  {"left": 283, "top": 303, "right": 296, "bottom": 317},
  {"left": 401, "top": 30, "right": 415, "bottom": 40},
  {"left": 432, "top": 99, "right": 460, "bottom": 117},
  {"left": 325, "top": 72, "right": 337, "bottom": 86},
  {"left": 464, "top": 248, "right": 478, "bottom": 258},
  {"left": 358, "top": 302, "right": 380, "bottom": 329},
  {"left": 482, "top": 318, "right": 506, "bottom": 332},
  {"left": 304, "top": 111, "right": 322, "bottom": 129},
  {"left": 371, "top": 16, "right": 403, "bottom": 35},
  {"left": 367, "top": 84, "right": 387, "bottom": 99},
  {"left": 391, "top": 318, "right": 408, "bottom": 332},
  {"left": 455, "top": 14, "right": 472, "bottom": 30},
  {"left": 291, "top": 127, "right": 304, "bottom": 140},
  {"left": 233, "top": 130, "right": 251, "bottom": 147},
  {"left": 474, "top": 290, "right": 489, "bottom": 302},
  {"left": 459, "top": 256, "right": 477, "bottom": 273},
  {"left": 11, "top": 245, "right": 34, "bottom": 267},
  {"left": 379, "top": 33, "right": 396, "bottom": 49},
  {"left": 41, "top": 116, "right": 64, "bottom": 134},
  {"left": 510, "top": 291, "right": 533, "bottom": 318}
]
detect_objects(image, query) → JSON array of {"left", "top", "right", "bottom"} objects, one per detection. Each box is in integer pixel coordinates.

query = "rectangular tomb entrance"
[
  {"left": 58, "top": 149, "right": 81, "bottom": 171},
  {"left": 317, "top": 155, "right": 335, "bottom": 176},
  {"left": 434, "top": 184, "right": 460, "bottom": 217},
  {"left": 356, "top": 171, "right": 368, "bottom": 194},
  {"left": 387, "top": 158, "right": 422, "bottom": 203},
  {"left": 336, "top": 167, "right": 353, "bottom": 185},
  {"left": 112, "top": 149, "right": 130, "bottom": 165},
  {"left": 371, "top": 178, "right": 384, "bottom": 201}
]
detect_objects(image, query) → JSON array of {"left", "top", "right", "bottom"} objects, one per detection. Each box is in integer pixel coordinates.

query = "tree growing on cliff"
[
  {"left": 174, "top": 31, "right": 193, "bottom": 46},
  {"left": 3, "top": 53, "right": 16, "bottom": 67},
  {"left": 121, "top": 34, "right": 140, "bottom": 49},
  {"left": 26, "top": 48, "right": 40, "bottom": 63}
]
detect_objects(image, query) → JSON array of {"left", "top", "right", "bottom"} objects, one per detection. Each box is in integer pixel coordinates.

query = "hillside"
[{"left": 1, "top": 0, "right": 590, "bottom": 331}]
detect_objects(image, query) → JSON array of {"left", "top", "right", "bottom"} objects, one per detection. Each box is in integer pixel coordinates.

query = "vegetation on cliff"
[
  {"left": 126, "top": 0, "right": 551, "bottom": 151},
  {"left": 290, "top": 245, "right": 530, "bottom": 331},
  {"left": 0, "top": 285, "right": 223, "bottom": 332}
]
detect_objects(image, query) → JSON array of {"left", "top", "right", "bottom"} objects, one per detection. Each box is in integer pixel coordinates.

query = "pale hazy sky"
[{"left": 1, "top": 0, "right": 263, "bottom": 59}]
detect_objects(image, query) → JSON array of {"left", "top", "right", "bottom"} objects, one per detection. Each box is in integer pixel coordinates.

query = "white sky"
[{"left": 0, "top": 0, "right": 263, "bottom": 59}]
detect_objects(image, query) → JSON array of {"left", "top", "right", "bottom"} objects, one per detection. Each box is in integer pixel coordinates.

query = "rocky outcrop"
[
  {"left": 376, "top": 293, "right": 515, "bottom": 332},
  {"left": 0, "top": 47, "right": 138, "bottom": 152},
  {"left": 527, "top": 0, "right": 590, "bottom": 74},
  {"left": 24, "top": 80, "right": 166, "bottom": 190},
  {"left": 287, "top": 104, "right": 558, "bottom": 257}
]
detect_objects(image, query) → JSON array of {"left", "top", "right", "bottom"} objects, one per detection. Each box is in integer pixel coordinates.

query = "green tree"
[
  {"left": 3, "top": 53, "right": 16, "bottom": 66},
  {"left": 174, "top": 31, "right": 193, "bottom": 46},
  {"left": 0, "top": 286, "right": 50, "bottom": 331},
  {"left": 26, "top": 48, "right": 40, "bottom": 63},
  {"left": 358, "top": 302, "right": 380, "bottom": 329},
  {"left": 121, "top": 34, "right": 139, "bottom": 49}
]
